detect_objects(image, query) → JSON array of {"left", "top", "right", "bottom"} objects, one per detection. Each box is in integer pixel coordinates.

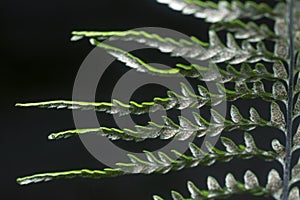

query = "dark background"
[{"left": 1, "top": 0, "right": 284, "bottom": 200}]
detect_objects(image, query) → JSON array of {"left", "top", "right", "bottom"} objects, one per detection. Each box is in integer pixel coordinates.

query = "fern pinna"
[{"left": 16, "top": 0, "right": 300, "bottom": 200}]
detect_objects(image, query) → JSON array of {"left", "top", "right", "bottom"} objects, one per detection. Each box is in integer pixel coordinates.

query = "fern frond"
[
  {"left": 153, "top": 169, "right": 282, "bottom": 200},
  {"left": 211, "top": 20, "right": 278, "bottom": 42},
  {"left": 17, "top": 133, "right": 277, "bottom": 185},
  {"left": 16, "top": 78, "right": 286, "bottom": 116},
  {"left": 155, "top": 0, "right": 283, "bottom": 22},
  {"left": 46, "top": 103, "right": 284, "bottom": 141},
  {"left": 179, "top": 61, "right": 287, "bottom": 82},
  {"left": 16, "top": 1, "right": 299, "bottom": 199},
  {"left": 72, "top": 31, "right": 279, "bottom": 64},
  {"left": 86, "top": 33, "right": 287, "bottom": 79},
  {"left": 115, "top": 133, "right": 277, "bottom": 174},
  {"left": 16, "top": 168, "right": 125, "bottom": 185},
  {"left": 16, "top": 101, "right": 113, "bottom": 112}
]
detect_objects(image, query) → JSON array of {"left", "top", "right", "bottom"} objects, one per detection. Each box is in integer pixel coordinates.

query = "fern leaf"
[
  {"left": 271, "top": 139, "right": 285, "bottom": 165},
  {"left": 290, "top": 158, "right": 300, "bottom": 186},
  {"left": 16, "top": 79, "right": 286, "bottom": 116},
  {"left": 179, "top": 61, "right": 287, "bottom": 82},
  {"left": 16, "top": 1, "right": 300, "bottom": 200},
  {"left": 155, "top": 0, "right": 283, "bottom": 22},
  {"left": 115, "top": 133, "right": 277, "bottom": 174},
  {"left": 17, "top": 133, "right": 277, "bottom": 185},
  {"left": 292, "top": 124, "right": 300, "bottom": 152},
  {"left": 274, "top": 18, "right": 289, "bottom": 59},
  {"left": 72, "top": 31, "right": 279, "bottom": 64},
  {"left": 48, "top": 127, "right": 139, "bottom": 141},
  {"left": 211, "top": 20, "right": 278, "bottom": 42},
  {"left": 92, "top": 39, "right": 181, "bottom": 75},
  {"left": 16, "top": 59, "right": 288, "bottom": 118},
  {"left": 295, "top": 72, "right": 300, "bottom": 96},
  {"left": 46, "top": 104, "right": 283, "bottom": 141},
  {"left": 16, "top": 100, "right": 113, "bottom": 112},
  {"left": 16, "top": 168, "right": 125, "bottom": 185},
  {"left": 288, "top": 187, "right": 300, "bottom": 200},
  {"left": 294, "top": 95, "right": 300, "bottom": 119},
  {"left": 153, "top": 170, "right": 282, "bottom": 200}
]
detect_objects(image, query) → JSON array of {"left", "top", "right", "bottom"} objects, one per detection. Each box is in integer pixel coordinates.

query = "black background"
[{"left": 1, "top": 0, "right": 284, "bottom": 200}]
